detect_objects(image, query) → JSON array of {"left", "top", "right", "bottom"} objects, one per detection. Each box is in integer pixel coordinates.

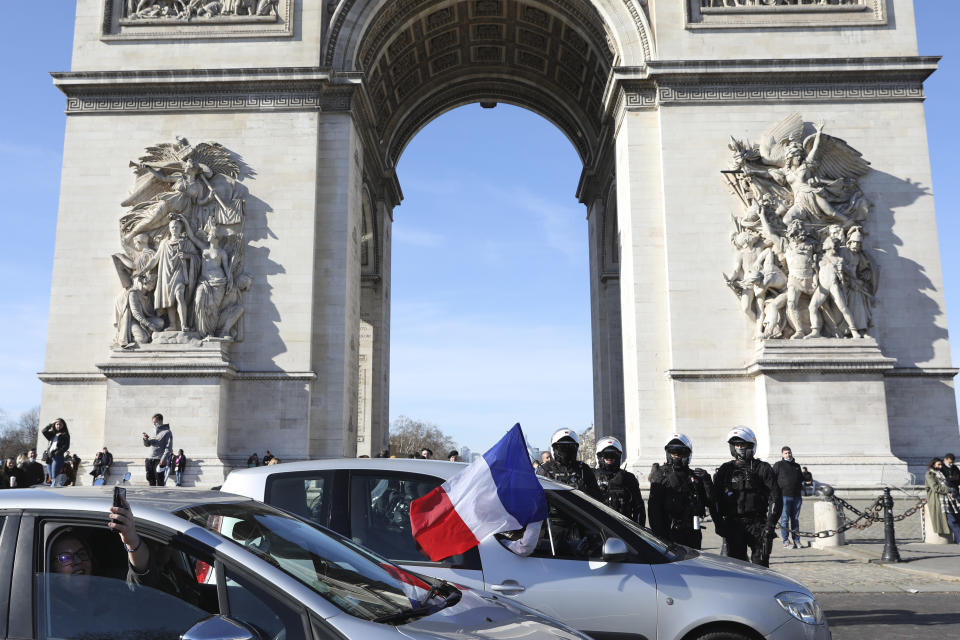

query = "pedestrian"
[
  {"left": 0, "top": 458, "right": 24, "bottom": 489},
  {"left": 536, "top": 429, "right": 601, "bottom": 499},
  {"left": 21, "top": 449, "right": 45, "bottom": 487},
  {"left": 420, "top": 448, "right": 433, "bottom": 460},
  {"left": 772, "top": 446, "right": 804, "bottom": 549},
  {"left": 266, "top": 457, "right": 280, "bottom": 465},
  {"left": 375, "top": 448, "right": 389, "bottom": 458},
  {"left": 925, "top": 457, "right": 960, "bottom": 543},
  {"left": 62, "top": 452, "right": 79, "bottom": 486},
  {"left": 173, "top": 449, "right": 187, "bottom": 486},
  {"left": 713, "top": 426, "right": 782, "bottom": 567},
  {"left": 649, "top": 434, "right": 717, "bottom": 549},
  {"left": 246, "top": 452, "right": 260, "bottom": 467},
  {"left": 90, "top": 447, "right": 113, "bottom": 481},
  {"left": 447, "top": 450, "right": 460, "bottom": 462},
  {"left": 801, "top": 466, "right": 815, "bottom": 496},
  {"left": 142, "top": 413, "right": 173, "bottom": 486},
  {"left": 648, "top": 462, "right": 660, "bottom": 481},
  {"left": 595, "top": 436, "right": 646, "bottom": 526},
  {"left": 262, "top": 450, "right": 274, "bottom": 465},
  {"left": 942, "top": 453, "right": 960, "bottom": 495},
  {"left": 41, "top": 418, "right": 71, "bottom": 487}
]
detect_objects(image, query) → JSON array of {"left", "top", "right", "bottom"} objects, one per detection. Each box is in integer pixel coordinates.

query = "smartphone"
[{"left": 113, "top": 485, "right": 126, "bottom": 508}]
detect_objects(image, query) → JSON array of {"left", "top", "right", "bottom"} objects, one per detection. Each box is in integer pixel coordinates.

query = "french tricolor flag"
[{"left": 410, "top": 424, "right": 548, "bottom": 562}]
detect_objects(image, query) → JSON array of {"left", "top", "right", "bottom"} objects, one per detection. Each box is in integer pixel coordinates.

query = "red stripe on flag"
[{"left": 410, "top": 485, "right": 479, "bottom": 561}]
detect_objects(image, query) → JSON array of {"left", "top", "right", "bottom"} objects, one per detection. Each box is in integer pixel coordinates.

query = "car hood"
[
  {"left": 672, "top": 549, "right": 810, "bottom": 593},
  {"left": 397, "top": 589, "right": 587, "bottom": 640}
]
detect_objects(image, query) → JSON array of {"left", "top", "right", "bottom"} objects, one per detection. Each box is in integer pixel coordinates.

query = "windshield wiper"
[{"left": 372, "top": 582, "right": 461, "bottom": 625}]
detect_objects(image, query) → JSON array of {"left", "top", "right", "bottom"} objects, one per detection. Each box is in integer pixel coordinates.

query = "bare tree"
[
  {"left": 0, "top": 406, "right": 40, "bottom": 460},
  {"left": 389, "top": 416, "right": 456, "bottom": 458}
]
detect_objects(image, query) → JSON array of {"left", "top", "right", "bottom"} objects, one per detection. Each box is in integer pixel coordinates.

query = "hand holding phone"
[{"left": 113, "top": 485, "right": 127, "bottom": 509}]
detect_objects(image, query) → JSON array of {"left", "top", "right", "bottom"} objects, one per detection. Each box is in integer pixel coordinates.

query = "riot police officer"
[
  {"left": 537, "top": 428, "right": 601, "bottom": 499},
  {"left": 594, "top": 437, "right": 645, "bottom": 526},
  {"left": 713, "top": 426, "right": 782, "bottom": 567},
  {"left": 648, "top": 433, "right": 715, "bottom": 549}
]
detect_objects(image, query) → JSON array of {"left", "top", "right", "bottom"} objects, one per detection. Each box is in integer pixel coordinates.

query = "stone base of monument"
[{"left": 97, "top": 339, "right": 238, "bottom": 486}]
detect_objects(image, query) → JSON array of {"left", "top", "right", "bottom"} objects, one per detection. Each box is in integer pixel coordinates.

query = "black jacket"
[
  {"left": 649, "top": 463, "right": 716, "bottom": 537},
  {"left": 714, "top": 458, "right": 782, "bottom": 527},
  {"left": 537, "top": 460, "right": 601, "bottom": 499},
  {"left": 41, "top": 424, "right": 70, "bottom": 458},
  {"left": 21, "top": 460, "right": 45, "bottom": 487},
  {"left": 772, "top": 458, "right": 804, "bottom": 498},
  {"left": 596, "top": 467, "right": 646, "bottom": 526}
]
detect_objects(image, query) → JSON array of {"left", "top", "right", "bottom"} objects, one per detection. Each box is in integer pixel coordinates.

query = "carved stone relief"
[
  {"left": 112, "top": 137, "right": 251, "bottom": 349},
  {"left": 722, "top": 114, "right": 877, "bottom": 340},
  {"left": 687, "top": 0, "right": 885, "bottom": 28},
  {"left": 101, "top": 0, "right": 292, "bottom": 40},
  {"left": 121, "top": 0, "right": 279, "bottom": 21}
]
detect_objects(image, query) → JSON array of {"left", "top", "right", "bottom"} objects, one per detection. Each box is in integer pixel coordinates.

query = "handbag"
[{"left": 41, "top": 449, "right": 50, "bottom": 463}]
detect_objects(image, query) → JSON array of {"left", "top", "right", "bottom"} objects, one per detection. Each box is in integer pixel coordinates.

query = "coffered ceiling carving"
[{"left": 355, "top": 0, "right": 616, "bottom": 166}]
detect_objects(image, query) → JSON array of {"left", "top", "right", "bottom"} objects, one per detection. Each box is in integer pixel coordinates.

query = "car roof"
[
  {"left": 0, "top": 486, "right": 252, "bottom": 516},
  {"left": 223, "top": 457, "right": 573, "bottom": 490}
]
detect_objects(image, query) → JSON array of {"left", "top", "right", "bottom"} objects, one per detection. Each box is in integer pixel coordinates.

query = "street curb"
[{"left": 828, "top": 545, "right": 960, "bottom": 584}]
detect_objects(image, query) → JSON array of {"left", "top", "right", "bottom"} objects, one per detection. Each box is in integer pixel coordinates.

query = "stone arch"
[{"left": 324, "top": 0, "right": 652, "bottom": 167}]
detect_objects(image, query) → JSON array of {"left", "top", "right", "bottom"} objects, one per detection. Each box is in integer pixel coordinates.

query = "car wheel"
[{"left": 692, "top": 630, "right": 754, "bottom": 640}]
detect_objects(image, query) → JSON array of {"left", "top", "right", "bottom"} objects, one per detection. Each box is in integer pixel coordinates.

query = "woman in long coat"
[{"left": 926, "top": 457, "right": 960, "bottom": 542}]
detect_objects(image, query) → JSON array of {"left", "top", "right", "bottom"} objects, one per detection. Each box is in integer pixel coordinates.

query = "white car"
[
  {"left": 222, "top": 459, "right": 831, "bottom": 640},
  {"left": 0, "top": 487, "right": 592, "bottom": 640}
]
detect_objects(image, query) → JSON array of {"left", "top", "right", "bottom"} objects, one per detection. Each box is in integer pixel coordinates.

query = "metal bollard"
[{"left": 869, "top": 487, "right": 902, "bottom": 564}]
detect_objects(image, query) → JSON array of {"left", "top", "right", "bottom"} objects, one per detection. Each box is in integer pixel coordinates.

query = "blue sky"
[{"left": 0, "top": 2, "right": 957, "bottom": 454}]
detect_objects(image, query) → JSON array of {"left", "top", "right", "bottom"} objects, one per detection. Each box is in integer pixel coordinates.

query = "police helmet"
[
  {"left": 595, "top": 436, "right": 623, "bottom": 471},
  {"left": 550, "top": 428, "right": 580, "bottom": 465},
  {"left": 726, "top": 425, "right": 757, "bottom": 460},
  {"left": 664, "top": 433, "right": 693, "bottom": 467}
]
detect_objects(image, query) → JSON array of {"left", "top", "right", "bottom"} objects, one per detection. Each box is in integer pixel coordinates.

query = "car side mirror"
[
  {"left": 602, "top": 537, "right": 629, "bottom": 562},
  {"left": 182, "top": 615, "right": 258, "bottom": 640}
]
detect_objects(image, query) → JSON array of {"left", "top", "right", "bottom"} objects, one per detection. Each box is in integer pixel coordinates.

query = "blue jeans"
[
  {"left": 175, "top": 470, "right": 183, "bottom": 486},
  {"left": 947, "top": 510, "right": 960, "bottom": 544},
  {"left": 780, "top": 496, "right": 802, "bottom": 543},
  {"left": 49, "top": 455, "right": 65, "bottom": 487}
]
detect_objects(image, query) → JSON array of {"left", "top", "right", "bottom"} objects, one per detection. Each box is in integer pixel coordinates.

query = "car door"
[
  {"left": 346, "top": 469, "right": 485, "bottom": 589},
  {"left": 0, "top": 512, "right": 15, "bottom": 638},
  {"left": 478, "top": 491, "right": 659, "bottom": 640}
]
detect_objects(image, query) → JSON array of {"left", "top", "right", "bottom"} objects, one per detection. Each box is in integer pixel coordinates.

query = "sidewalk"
[{"left": 698, "top": 526, "right": 960, "bottom": 592}]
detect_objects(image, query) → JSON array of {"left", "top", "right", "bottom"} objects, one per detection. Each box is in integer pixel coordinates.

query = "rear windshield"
[{"left": 175, "top": 502, "right": 433, "bottom": 621}]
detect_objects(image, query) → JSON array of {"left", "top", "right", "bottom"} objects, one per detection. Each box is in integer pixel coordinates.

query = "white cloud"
[{"left": 392, "top": 226, "right": 445, "bottom": 248}]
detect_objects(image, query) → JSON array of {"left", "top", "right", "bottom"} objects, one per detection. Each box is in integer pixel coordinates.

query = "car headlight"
[{"left": 775, "top": 591, "right": 825, "bottom": 625}]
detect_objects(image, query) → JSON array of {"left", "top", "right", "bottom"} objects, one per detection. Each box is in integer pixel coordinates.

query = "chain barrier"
[{"left": 774, "top": 494, "right": 926, "bottom": 539}]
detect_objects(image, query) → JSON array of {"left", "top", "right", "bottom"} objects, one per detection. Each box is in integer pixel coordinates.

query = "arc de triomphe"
[{"left": 41, "top": 0, "right": 958, "bottom": 485}]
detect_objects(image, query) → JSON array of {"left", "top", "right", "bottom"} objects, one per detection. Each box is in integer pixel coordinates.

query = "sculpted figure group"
[
  {"left": 703, "top": 0, "right": 860, "bottom": 6},
  {"left": 123, "top": 0, "right": 279, "bottom": 20},
  {"left": 112, "top": 137, "right": 250, "bottom": 348},
  {"left": 723, "top": 114, "right": 877, "bottom": 340}
]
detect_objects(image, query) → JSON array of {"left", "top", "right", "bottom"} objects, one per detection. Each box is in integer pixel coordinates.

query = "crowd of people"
[{"left": 534, "top": 426, "right": 827, "bottom": 567}]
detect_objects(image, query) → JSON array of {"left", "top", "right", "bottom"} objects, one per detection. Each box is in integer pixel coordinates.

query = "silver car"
[
  {"left": 0, "top": 487, "right": 592, "bottom": 640},
  {"left": 222, "top": 459, "right": 832, "bottom": 640}
]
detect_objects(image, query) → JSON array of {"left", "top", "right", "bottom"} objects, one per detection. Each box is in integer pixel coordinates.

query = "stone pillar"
[
  {"left": 309, "top": 111, "right": 364, "bottom": 458},
  {"left": 614, "top": 97, "right": 674, "bottom": 464},
  {"left": 587, "top": 197, "right": 625, "bottom": 443}
]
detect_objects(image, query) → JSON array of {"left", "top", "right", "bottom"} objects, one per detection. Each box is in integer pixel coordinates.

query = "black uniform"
[
  {"left": 537, "top": 460, "right": 601, "bottom": 500},
  {"left": 942, "top": 462, "right": 960, "bottom": 495},
  {"left": 596, "top": 467, "right": 646, "bottom": 527},
  {"left": 713, "top": 458, "right": 782, "bottom": 567},
  {"left": 649, "top": 463, "right": 714, "bottom": 549}
]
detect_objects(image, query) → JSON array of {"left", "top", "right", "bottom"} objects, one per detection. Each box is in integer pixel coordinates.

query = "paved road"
[{"left": 817, "top": 592, "right": 960, "bottom": 639}]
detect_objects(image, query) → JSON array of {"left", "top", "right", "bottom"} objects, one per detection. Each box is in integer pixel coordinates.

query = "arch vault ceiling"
[{"left": 355, "top": 0, "right": 617, "bottom": 166}]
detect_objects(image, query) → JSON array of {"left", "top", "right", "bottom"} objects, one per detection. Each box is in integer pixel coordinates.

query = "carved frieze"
[
  {"left": 722, "top": 114, "right": 877, "bottom": 340},
  {"left": 112, "top": 137, "right": 251, "bottom": 349},
  {"left": 101, "top": 0, "right": 293, "bottom": 40},
  {"left": 687, "top": 0, "right": 885, "bottom": 28}
]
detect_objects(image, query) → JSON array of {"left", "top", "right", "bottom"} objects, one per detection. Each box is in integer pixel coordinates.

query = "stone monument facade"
[{"left": 41, "top": 0, "right": 958, "bottom": 485}]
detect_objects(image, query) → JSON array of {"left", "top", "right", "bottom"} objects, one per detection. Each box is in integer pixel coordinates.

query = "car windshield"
[
  {"left": 557, "top": 489, "right": 686, "bottom": 560},
  {"left": 175, "top": 501, "right": 437, "bottom": 621}
]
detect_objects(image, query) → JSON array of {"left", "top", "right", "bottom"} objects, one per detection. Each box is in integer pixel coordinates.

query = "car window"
[
  {"left": 265, "top": 471, "right": 336, "bottom": 527},
  {"left": 37, "top": 525, "right": 218, "bottom": 639},
  {"left": 350, "top": 471, "right": 438, "bottom": 563},
  {"left": 225, "top": 567, "right": 306, "bottom": 640},
  {"left": 176, "top": 501, "right": 430, "bottom": 622},
  {"left": 529, "top": 495, "right": 609, "bottom": 561}
]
